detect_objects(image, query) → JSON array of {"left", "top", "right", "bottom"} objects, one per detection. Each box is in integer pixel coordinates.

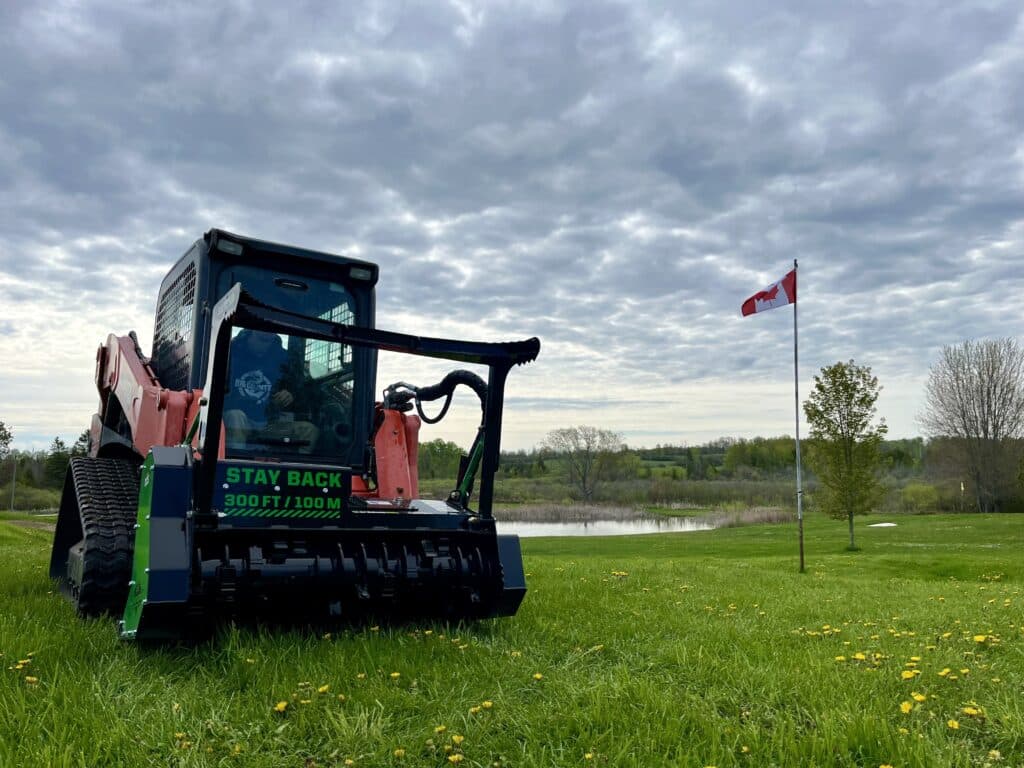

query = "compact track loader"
[{"left": 50, "top": 230, "right": 538, "bottom": 640}]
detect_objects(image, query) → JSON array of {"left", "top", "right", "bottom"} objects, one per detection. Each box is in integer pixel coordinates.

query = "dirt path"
[{"left": 5, "top": 519, "right": 56, "bottom": 532}]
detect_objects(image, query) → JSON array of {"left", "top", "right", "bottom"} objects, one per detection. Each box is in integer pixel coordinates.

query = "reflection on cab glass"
[{"left": 223, "top": 327, "right": 354, "bottom": 460}]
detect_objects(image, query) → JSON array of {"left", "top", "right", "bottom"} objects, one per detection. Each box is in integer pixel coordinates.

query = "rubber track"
[{"left": 68, "top": 457, "right": 140, "bottom": 617}]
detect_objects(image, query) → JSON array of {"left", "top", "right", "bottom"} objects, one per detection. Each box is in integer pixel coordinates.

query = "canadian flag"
[{"left": 741, "top": 268, "right": 796, "bottom": 316}]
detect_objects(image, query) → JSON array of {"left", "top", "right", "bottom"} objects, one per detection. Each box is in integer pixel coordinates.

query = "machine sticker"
[{"left": 216, "top": 464, "right": 349, "bottom": 519}]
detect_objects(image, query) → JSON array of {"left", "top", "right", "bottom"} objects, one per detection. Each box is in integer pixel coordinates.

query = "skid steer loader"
[{"left": 49, "top": 229, "right": 538, "bottom": 641}]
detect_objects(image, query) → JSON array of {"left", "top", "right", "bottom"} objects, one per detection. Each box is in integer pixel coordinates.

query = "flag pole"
[{"left": 793, "top": 258, "right": 805, "bottom": 573}]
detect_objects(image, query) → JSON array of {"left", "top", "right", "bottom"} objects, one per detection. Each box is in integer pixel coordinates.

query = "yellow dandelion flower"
[
  {"left": 973, "top": 634, "right": 987, "bottom": 643},
  {"left": 912, "top": 692, "right": 927, "bottom": 703},
  {"left": 24, "top": 676, "right": 38, "bottom": 684},
  {"left": 959, "top": 668, "right": 969, "bottom": 675},
  {"left": 174, "top": 732, "right": 186, "bottom": 739},
  {"left": 232, "top": 744, "right": 243, "bottom": 755},
  {"left": 274, "top": 701, "right": 288, "bottom": 713},
  {"left": 345, "top": 760, "right": 355, "bottom": 766},
  {"left": 585, "top": 753, "right": 594, "bottom": 760},
  {"left": 938, "top": 668, "right": 951, "bottom": 677},
  {"left": 394, "top": 748, "right": 406, "bottom": 758},
  {"left": 451, "top": 734, "right": 464, "bottom": 746},
  {"left": 899, "top": 701, "right": 913, "bottom": 714},
  {"left": 988, "top": 749, "right": 1002, "bottom": 760},
  {"left": 299, "top": 699, "right": 311, "bottom": 705},
  {"left": 962, "top": 706, "right": 981, "bottom": 717},
  {"left": 337, "top": 693, "right": 347, "bottom": 701},
  {"left": 947, "top": 719, "right": 959, "bottom": 729},
  {"left": 880, "top": 764, "right": 894, "bottom": 768},
  {"left": 469, "top": 706, "right": 481, "bottom": 714},
  {"left": 448, "top": 756, "right": 464, "bottom": 764},
  {"left": 853, "top": 652, "right": 866, "bottom": 661},
  {"left": 835, "top": 655, "right": 847, "bottom": 662},
  {"left": 245, "top": 658, "right": 256, "bottom": 664},
  {"left": 741, "top": 746, "right": 750, "bottom": 753},
  {"left": 356, "top": 673, "right": 366, "bottom": 680},
  {"left": 318, "top": 684, "right": 329, "bottom": 694},
  {"left": 435, "top": 725, "right": 448, "bottom": 734},
  {"left": 898, "top": 727, "right": 909, "bottom": 735},
  {"left": 390, "top": 672, "right": 401, "bottom": 679},
  {"left": 533, "top": 673, "right": 544, "bottom": 680},
  {"left": 424, "top": 630, "right": 433, "bottom": 635},
  {"left": 482, "top": 700, "right": 493, "bottom": 709},
  {"left": 900, "top": 670, "right": 918, "bottom": 680}
]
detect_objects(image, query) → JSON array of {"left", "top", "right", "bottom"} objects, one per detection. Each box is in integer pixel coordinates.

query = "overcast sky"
[{"left": 2, "top": 1, "right": 1023, "bottom": 452}]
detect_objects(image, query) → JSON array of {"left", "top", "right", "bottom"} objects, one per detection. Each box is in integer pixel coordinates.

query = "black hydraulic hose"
[{"left": 414, "top": 370, "right": 487, "bottom": 424}]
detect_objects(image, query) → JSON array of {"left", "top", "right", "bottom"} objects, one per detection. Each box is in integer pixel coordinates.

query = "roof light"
[
  {"left": 217, "top": 240, "right": 243, "bottom": 255},
  {"left": 349, "top": 267, "right": 373, "bottom": 281}
]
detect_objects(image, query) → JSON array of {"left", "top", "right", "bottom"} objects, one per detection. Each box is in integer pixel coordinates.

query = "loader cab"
[{"left": 150, "top": 229, "right": 379, "bottom": 468}]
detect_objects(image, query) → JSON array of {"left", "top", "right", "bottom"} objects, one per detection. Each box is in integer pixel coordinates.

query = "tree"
[
  {"left": 71, "top": 429, "right": 91, "bottom": 457},
  {"left": 44, "top": 437, "right": 70, "bottom": 489},
  {"left": 803, "top": 360, "right": 888, "bottom": 550},
  {"left": 921, "top": 338, "right": 1024, "bottom": 512},
  {"left": 542, "top": 426, "right": 624, "bottom": 502},
  {"left": 0, "top": 421, "right": 11, "bottom": 460}
]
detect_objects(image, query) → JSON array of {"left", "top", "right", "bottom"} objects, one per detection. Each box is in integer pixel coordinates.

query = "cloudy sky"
[{"left": 2, "top": 1, "right": 1022, "bottom": 452}]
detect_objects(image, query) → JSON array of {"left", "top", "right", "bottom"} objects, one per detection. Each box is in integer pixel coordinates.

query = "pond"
[{"left": 495, "top": 517, "right": 716, "bottom": 538}]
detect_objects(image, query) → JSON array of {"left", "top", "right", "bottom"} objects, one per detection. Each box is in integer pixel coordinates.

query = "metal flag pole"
[{"left": 793, "top": 258, "right": 805, "bottom": 573}]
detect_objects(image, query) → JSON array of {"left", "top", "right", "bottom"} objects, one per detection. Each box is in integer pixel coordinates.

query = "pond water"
[{"left": 495, "top": 517, "right": 716, "bottom": 538}]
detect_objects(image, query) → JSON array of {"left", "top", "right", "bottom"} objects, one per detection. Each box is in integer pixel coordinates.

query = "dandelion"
[
  {"left": 988, "top": 749, "right": 1002, "bottom": 760},
  {"left": 390, "top": 672, "right": 401, "bottom": 679},
  {"left": 345, "top": 760, "right": 355, "bottom": 766},
  {"left": 900, "top": 670, "right": 919, "bottom": 680},
  {"left": 973, "top": 634, "right": 987, "bottom": 643},
  {"left": 356, "top": 673, "right": 366, "bottom": 680},
  {"left": 899, "top": 701, "right": 913, "bottom": 714},
  {"left": 452, "top": 735, "right": 464, "bottom": 746},
  {"left": 337, "top": 694, "right": 347, "bottom": 702},
  {"left": 584, "top": 753, "right": 594, "bottom": 760},
  {"left": 274, "top": 701, "right": 288, "bottom": 713},
  {"left": 469, "top": 706, "right": 481, "bottom": 715},
  {"left": 912, "top": 692, "right": 927, "bottom": 703},
  {"left": 853, "top": 652, "right": 866, "bottom": 661},
  {"left": 741, "top": 746, "right": 750, "bottom": 753},
  {"left": 435, "top": 725, "right": 448, "bottom": 734},
  {"left": 938, "top": 668, "right": 951, "bottom": 677},
  {"left": 835, "top": 655, "right": 847, "bottom": 662},
  {"left": 962, "top": 705, "right": 981, "bottom": 717},
  {"left": 299, "top": 699, "right": 311, "bottom": 705},
  {"left": 245, "top": 658, "right": 256, "bottom": 664},
  {"left": 24, "top": 676, "right": 38, "bottom": 684},
  {"left": 448, "top": 755, "right": 464, "bottom": 764},
  {"left": 394, "top": 748, "right": 406, "bottom": 758},
  {"left": 482, "top": 700, "right": 493, "bottom": 709},
  {"left": 533, "top": 673, "right": 544, "bottom": 681},
  {"left": 947, "top": 719, "right": 959, "bottom": 730},
  {"left": 318, "top": 684, "right": 330, "bottom": 694}
]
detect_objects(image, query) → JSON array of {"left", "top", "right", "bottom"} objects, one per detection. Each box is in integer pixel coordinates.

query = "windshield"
[{"left": 218, "top": 266, "right": 357, "bottom": 461}]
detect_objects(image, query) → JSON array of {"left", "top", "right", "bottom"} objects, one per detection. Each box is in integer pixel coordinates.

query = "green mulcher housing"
[{"left": 49, "top": 230, "right": 539, "bottom": 641}]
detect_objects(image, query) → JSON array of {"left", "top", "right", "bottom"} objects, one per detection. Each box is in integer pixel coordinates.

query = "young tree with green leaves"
[{"left": 803, "top": 360, "right": 888, "bottom": 550}]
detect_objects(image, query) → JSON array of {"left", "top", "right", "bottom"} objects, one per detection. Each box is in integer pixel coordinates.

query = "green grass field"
[{"left": 1, "top": 514, "right": 1021, "bottom": 767}]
